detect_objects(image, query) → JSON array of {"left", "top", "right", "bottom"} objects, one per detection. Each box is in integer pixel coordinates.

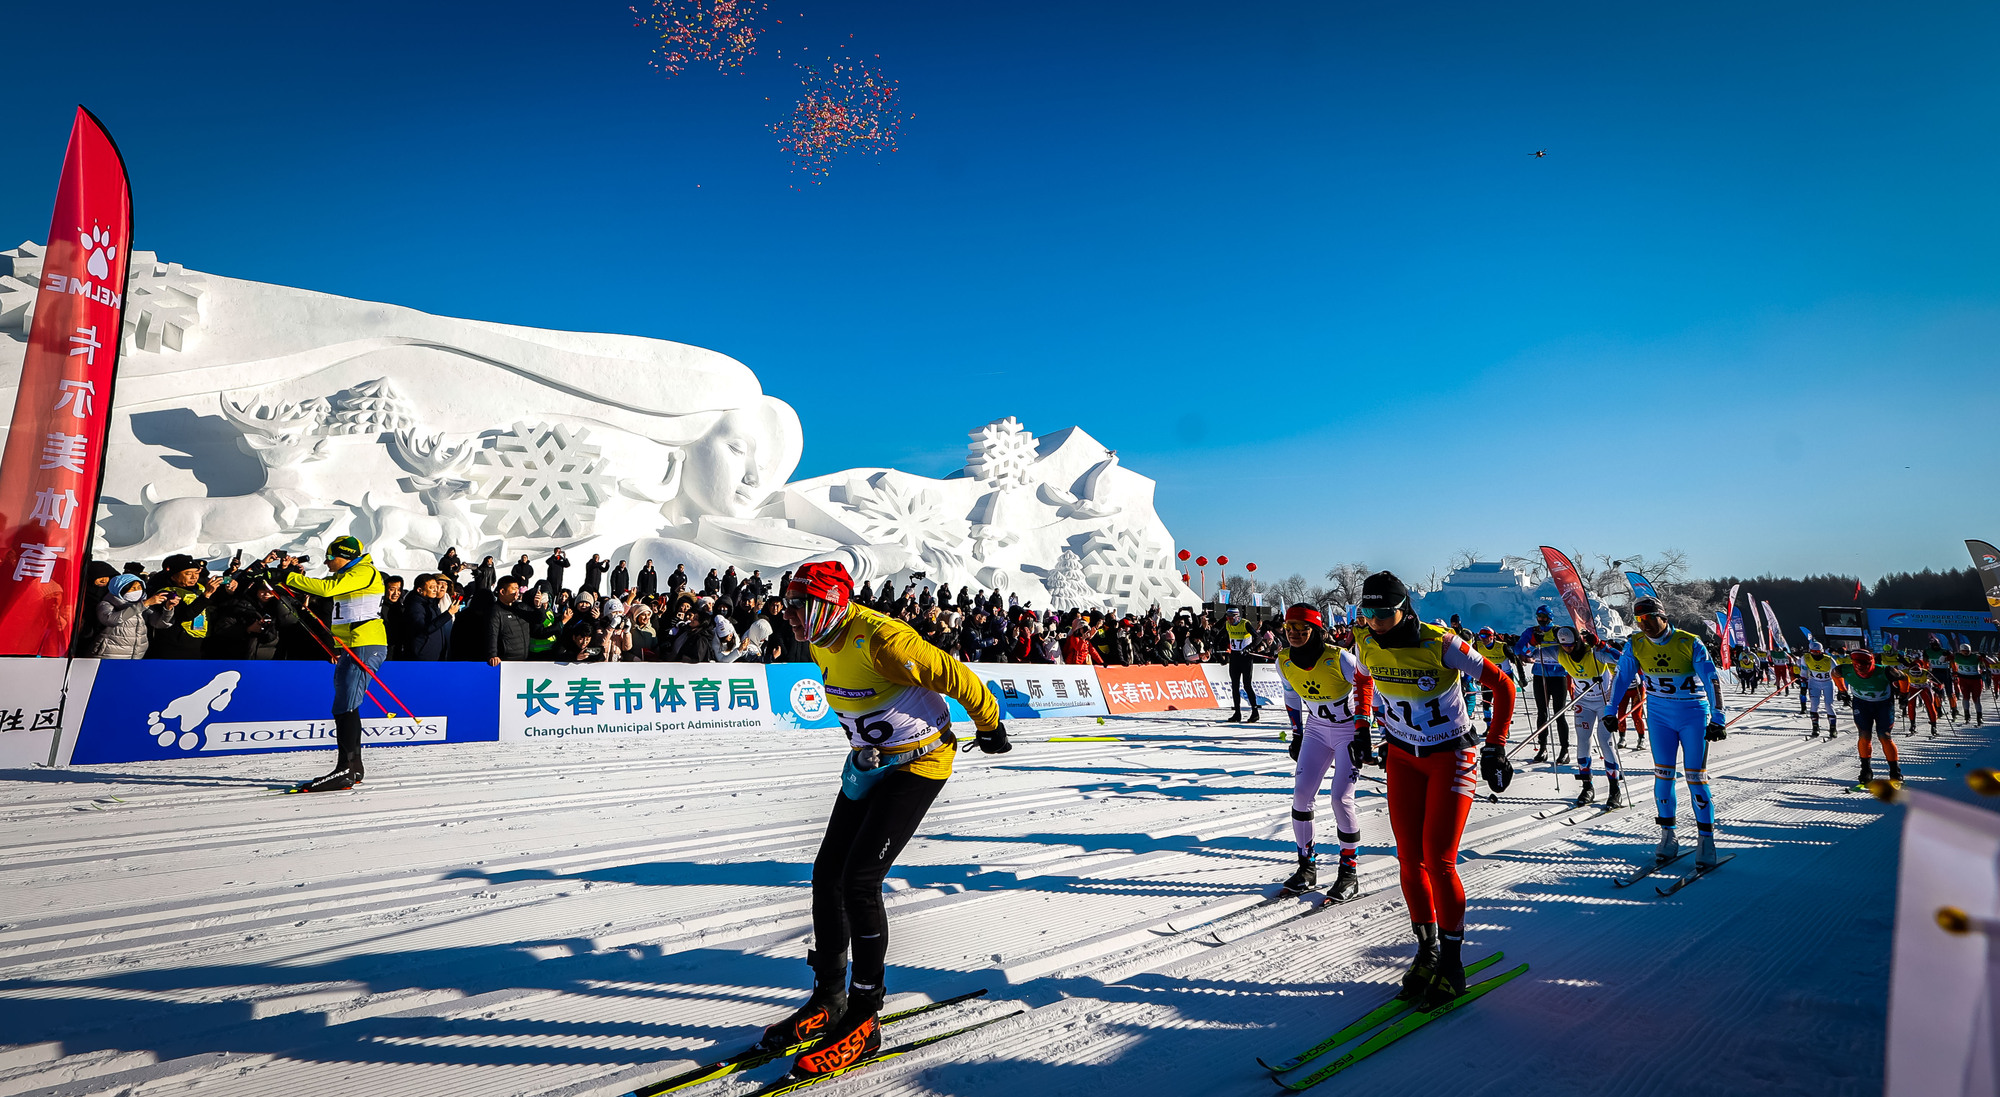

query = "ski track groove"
[{"left": 0, "top": 703, "right": 1973, "bottom": 1096}]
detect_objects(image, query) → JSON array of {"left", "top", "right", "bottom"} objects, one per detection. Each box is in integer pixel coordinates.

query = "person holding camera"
[
  {"left": 266, "top": 536, "right": 388, "bottom": 793},
  {"left": 148, "top": 554, "right": 225, "bottom": 660}
]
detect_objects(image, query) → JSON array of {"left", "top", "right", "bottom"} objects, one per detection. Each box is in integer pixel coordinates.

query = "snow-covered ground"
[{"left": 3, "top": 690, "right": 1990, "bottom": 1097}]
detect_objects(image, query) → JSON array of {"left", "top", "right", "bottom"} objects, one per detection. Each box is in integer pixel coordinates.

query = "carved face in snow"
[{"left": 667, "top": 407, "right": 769, "bottom": 521}]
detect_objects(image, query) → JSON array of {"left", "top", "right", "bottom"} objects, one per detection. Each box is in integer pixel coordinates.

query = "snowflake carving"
[
  {"left": 1072, "top": 527, "right": 1184, "bottom": 614},
  {"left": 122, "top": 252, "right": 206, "bottom": 353},
  {"left": 840, "top": 471, "right": 973, "bottom": 580},
  {"left": 325, "top": 378, "right": 418, "bottom": 436},
  {"left": 964, "top": 416, "right": 1040, "bottom": 489},
  {"left": 472, "top": 421, "right": 616, "bottom": 538}
]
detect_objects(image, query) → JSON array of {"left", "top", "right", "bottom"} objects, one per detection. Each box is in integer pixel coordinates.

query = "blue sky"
[{"left": 6, "top": 1, "right": 1996, "bottom": 585}]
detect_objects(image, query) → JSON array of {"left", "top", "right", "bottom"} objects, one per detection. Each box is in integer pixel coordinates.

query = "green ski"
[
  {"left": 1256, "top": 952, "right": 1506, "bottom": 1074},
  {"left": 1278, "top": 963, "right": 1530, "bottom": 1090}
]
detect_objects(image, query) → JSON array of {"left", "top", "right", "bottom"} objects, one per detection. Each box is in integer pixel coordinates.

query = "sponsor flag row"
[{"left": 1, "top": 657, "right": 1289, "bottom": 766}]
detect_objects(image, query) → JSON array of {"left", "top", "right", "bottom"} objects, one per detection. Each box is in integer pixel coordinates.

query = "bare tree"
[
  {"left": 1447, "top": 547, "right": 1482, "bottom": 572},
  {"left": 1324, "top": 562, "right": 1370, "bottom": 605},
  {"left": 1500, "top": 553, "right": 1548, "bottom": 585}
]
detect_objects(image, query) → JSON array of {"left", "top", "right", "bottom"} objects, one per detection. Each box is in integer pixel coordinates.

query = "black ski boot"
[
  {"left": 1555, "top": 744, "right": 1571, "bottom": 765},
  {"left": 1858, "top": 757, "right": 1874, "bottom": 787},
  {"left": 1930, "top": 721, "right": 1939, "bottom": 738},
  {"left": 790, "top": 985, "right": 883, "bottom": 1077},
  {"left": 1396, "top": 922, "right": 1440, "bottom": 1001},
  {"left": 1604, "top": 775, "right": 1626, "bottom": 809},
  {"left": 1325, "top": 851, "right": 1360, "bottom": 904},
  {"left": 1248, "top": 708, "right": 1260, "bottom": 723},
  {"left": 761, "top": 950, "right": 847, "bottom": 1051},
  {"left": 295, "top": 713, "right": 366, "bottom": 792},
  {"left": 1573, "top": 779, "right": 1595, "bottom": 808},
  {"left": 1418, "top": 929, "right": 1467, "bottom": 1009},
  {"left": 1226, "top": 711, "right": 1243, "bottom": 723},
  {"left": 1280, "top": 848, "right": 1317, "bottom": 896},
  {"left": 1888, "top": 758, "right": 1904, "bottom": 786}
]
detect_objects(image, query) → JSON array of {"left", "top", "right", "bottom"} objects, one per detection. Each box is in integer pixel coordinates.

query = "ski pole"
[
  {"left": 1721, "top": 684, "right": 1786, "bottom": 730},
  {"left": 269, "top": 586, "right": 395, "bottom": 719},
  {"left": 1507, "top": 679, "right": 1589, "bottom": 760},
  {"left": 271, "top": 582, "right": 422, "bottom": 724}
]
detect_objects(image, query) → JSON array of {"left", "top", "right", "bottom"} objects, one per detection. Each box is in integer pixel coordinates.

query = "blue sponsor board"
[
  {"left": 72, "top": 660, "right": 499, "bottom": 764},
  {"left": 765, "top": 662, "right": 841, "bottom": 731}
]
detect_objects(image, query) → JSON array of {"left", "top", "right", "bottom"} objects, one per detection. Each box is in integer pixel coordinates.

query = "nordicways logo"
[{"left": 142, "top": 670, "right": 445, "bottom": 752}]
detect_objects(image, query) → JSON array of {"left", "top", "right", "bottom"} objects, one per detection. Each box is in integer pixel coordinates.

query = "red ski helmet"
[
  {"left": 1851, "top": 648, "right": 1876, "bottom": 675},
  {"left": 785, "top": 560, "right": 854, "bottom": 643}
]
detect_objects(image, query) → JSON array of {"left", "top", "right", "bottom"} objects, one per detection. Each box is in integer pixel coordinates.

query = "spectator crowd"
[{"left": 73, "top": 546, "right": 1284, "bottom": 669}]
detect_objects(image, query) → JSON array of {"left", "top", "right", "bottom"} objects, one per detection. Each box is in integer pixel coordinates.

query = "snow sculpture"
[
  {"left": 472, "top": 422, "right": 616, "bottom": 538},
  {"left": 1045, "top": 548, "right": 1108, "bottom": 612},
  {"left": 1415, "top": 561, "right": 1627, "bottom": 638},
  {"left": 0, "top": 244, "right": 1202, "bottom": 611}
]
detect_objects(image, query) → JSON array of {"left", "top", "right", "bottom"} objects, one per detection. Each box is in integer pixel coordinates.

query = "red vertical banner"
[
  {"left": 1538, "top": 546, "right": 1594, "bottom": 634},
  {"left": 0, "top": 108, "right": 132, "bottom": 656}
]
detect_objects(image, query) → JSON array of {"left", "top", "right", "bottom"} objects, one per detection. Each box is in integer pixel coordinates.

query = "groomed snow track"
[{"left": 2, "top": 695, "right": 1981, "bottom": 1097}]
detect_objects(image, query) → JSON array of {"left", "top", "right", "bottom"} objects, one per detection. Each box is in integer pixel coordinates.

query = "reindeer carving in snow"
[
  {"left": 116, "top": 395, "right": 341, "bottom": 561},
  {"left": 357, "top": 430, "right": 482, "bottom": 568}
]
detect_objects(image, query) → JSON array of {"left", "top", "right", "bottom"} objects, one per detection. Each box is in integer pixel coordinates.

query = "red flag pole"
[{"left": 0, "top": 107, "right": 133, "bottom": 656}]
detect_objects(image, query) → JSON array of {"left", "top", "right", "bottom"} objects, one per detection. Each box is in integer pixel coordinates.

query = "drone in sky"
[{"left": 1530, "top": 149, "right": 1548, "bottom": 158}]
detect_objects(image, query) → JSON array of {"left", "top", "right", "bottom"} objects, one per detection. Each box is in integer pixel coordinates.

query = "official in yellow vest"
[{"left": 268, "top": 535, "right": 386, "bottom": 793}]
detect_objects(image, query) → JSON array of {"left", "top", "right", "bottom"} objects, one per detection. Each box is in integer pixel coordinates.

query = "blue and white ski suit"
[{"left": 1606, "top": 628, "right": 1725, "bottom": 834}]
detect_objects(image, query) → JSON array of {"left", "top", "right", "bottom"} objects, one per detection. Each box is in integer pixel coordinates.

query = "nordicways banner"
[
  {"left": 72, "top": 660, "right": 499, "bottom": 764},
  {"left": 53, "top": 655, "right": 1278, "bottom": 765},
  {"left": 0, "top": 109, "right": 131, "bottom": 655}
]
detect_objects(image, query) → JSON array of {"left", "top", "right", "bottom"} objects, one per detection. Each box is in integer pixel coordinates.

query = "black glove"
[
  {"left": 1706, "top": 722, "right": 1727, "bottom": 742},
  {"left": 1600, "top": 715, "right": 1617, "bottom": 737},
  {"left": 1838, "top": 691, "right": 1850, "bottom": 707},
  {"left": 1347, "top": 719, "right": 1373, "bottom": 768},
  {"left": 1480, "top": 743, "right": 1513, "bottom": 793},
  {"left": 1288, "top": 733, "right": 1302, "bottom": 762},
  {"left": 974, "top": 722, "right": 1012, "bottom": 754}
]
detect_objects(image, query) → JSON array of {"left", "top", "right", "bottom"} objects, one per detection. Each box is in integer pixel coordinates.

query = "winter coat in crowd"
[{"left": 92, "top": 575, "right": 171, "bottom": 659}]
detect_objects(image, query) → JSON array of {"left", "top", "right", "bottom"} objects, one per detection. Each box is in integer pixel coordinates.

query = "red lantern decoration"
[
  {"left": 1181, "top": 573, "right": 1191, "bottom": 583},
  {"left": 1217, "top": 555, "right": 1229, "bottom": 566},
  {"left": 1246, "top": 562, "right": 1257, "bottom": 572},
  {"left": 1178, "top": 549, "right": 1191, "bottom": 561},
  {"left": 1196, "top": 556, "right": 1208, "bottom": 567}
]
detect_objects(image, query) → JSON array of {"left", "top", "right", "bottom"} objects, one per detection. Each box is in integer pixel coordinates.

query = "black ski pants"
[
  {"left": 1532, "top": 673, "right": 1571, "bottom": 753},
  {"left": 1229, "top": 652, "right": 1259, "bottom": 715},
  {"left": 812, "top": 767, "right": 945, "bottom": 990}
]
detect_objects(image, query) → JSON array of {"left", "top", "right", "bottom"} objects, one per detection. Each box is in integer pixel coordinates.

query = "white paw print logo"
[
  {"left": 147, "top": 671, "right": 241, "bottom": 751},
  {"left": 79, "top": 224, "right": 117, "bottom": 280}
]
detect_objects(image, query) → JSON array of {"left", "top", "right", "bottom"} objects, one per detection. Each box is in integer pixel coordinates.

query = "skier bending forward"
[
  {"left": 763, "top": 561, "right": 1011, "bottom": 1078},
  {"left": 1350, "top": 572, "right": 1516, "bottom": 1008},
  {"left": 1277, "top": 603, "right": 1376, "bottom": 901},
  {"left": 1601, "top": 597, "right": 1727, "bottom": 869}
]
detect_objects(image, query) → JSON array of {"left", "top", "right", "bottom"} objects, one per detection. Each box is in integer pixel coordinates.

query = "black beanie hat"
[{"left": 1359, "top": 571, "right": 1409, "bottom": 610}]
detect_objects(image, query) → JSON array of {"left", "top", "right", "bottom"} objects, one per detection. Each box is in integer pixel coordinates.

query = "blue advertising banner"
[
  {"left": 71, "top": 660, "right": 499, "bottom": 764},
  {"left": 764, "top": 661, "right": 840, "bottom": 731}
]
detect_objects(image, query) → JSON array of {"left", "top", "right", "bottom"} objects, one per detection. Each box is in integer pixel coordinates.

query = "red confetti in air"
[
  {"left": 772, "top": 45, "right": 905, "bottom": 181},
  {"left": 632, "top": 0, "right": 768, "bottom": 77}
]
